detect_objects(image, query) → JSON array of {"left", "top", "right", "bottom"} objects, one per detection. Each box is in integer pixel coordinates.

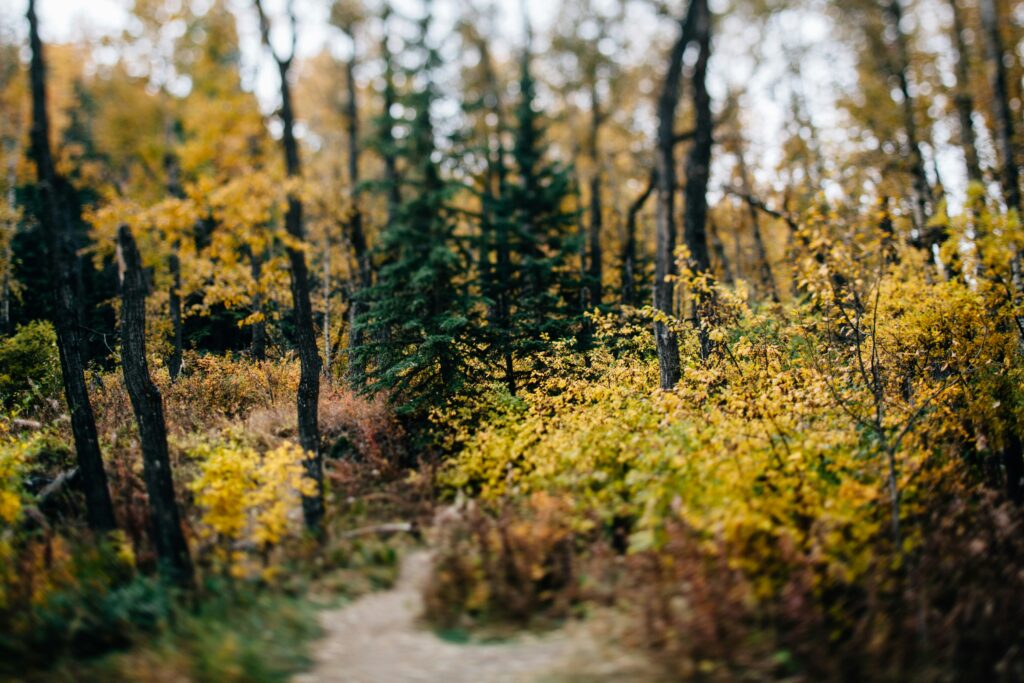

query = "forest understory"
[{"left": 2, "top": 0, "right": 1024, "bottom": 680}]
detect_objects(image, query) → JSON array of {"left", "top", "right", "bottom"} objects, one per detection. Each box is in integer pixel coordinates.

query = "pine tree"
[
  {"left": 354, "top": 10, "right": 476, "bottom": 415},
  {"left": 478, "top": 46, "right": 580, "bottom": 394}
]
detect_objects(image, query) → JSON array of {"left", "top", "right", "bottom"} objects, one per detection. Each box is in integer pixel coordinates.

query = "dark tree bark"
[
  {"left": 708, "top": 216, "right": 734, "bottom": 286},
  {"left": 949, "top": 0, "right": 984, "bottom": 186},
  {"left": 249, "top": 246, "right": 267, "bottom": 361},
  {"left": 26, "top": 0, "right": 116, "bottom": 534},
  {"left": 979, "top": 0, "right": 1021, "bottom": 212},
  {"left": 254, "top": 0, "right": 324, "bottom": 533},
  {"left": 342, "top": 29, "right": 371, "bottom": 384},
  {"left": 168, "top": 247, "right": 183, "bottom": 378},
  {"left": 653, "top": 1, "right": 703, "bottom": 389},
  {"left": 380, "top": 7, "right": 401, "bottom": 226},
  {"left": 885, "top": 0, "right": 932, "bottom": 234},
  {"left": 621, "top": 171, "right": 654, "bottom": 307},
  {"left": 117, "top": 225, "right": 193, "bottom": 587},
  {"left": 681, "top": 0, "right": 715, "bottom": 360},
  {"left": 586, "top": 80, "right": 604, "bottom": 311}
]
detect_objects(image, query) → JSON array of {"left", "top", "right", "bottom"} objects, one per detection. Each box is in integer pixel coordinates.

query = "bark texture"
[
  {"left": 979, "top": 0, "right": 1020, "bottom": 212},
  {"left": 653, "top": 2, "right": 702, "bottom": 389},
  {"left": 255, "top": 0, "right": 324, "bottom": 533},
  {"left": 117, "top": 225, "right": 193, "bottom": 586},
  {"left": 885, "top": 0, "right": 932, "bottom": 234},
  {"left": 680, "top": 0, "right": 715, "bottom": 360},
  {"left": 26, "top": 0, "right": 116, "bottom": 534},
  {"left": 343, "top": 32, "right": 372, "bottom": 383}
]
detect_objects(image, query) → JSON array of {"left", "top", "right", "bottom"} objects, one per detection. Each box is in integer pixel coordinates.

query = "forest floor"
[{"left": 294, "top": 548, "right": 664, "bottom": 683}]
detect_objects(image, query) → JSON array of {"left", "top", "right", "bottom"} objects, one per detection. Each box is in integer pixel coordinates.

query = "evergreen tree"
[
  {"left": 478, "top": 47, "right": 580, "bottom": 394},
  {"left": 355, "top": 10, "right": 476, "bottom": 415}
]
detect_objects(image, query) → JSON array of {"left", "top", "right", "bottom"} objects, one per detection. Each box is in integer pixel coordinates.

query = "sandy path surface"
[{"left": 293, "top": 550, "right": 661, "bottom": 683}]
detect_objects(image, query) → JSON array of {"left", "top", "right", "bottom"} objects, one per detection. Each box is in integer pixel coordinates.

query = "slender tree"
[
  {"left": 117, "top": 225, "right": 193, "bottom": 587},
  {"left": 25, "top": 0, "right": 116, "bottom": 533},
  {"left": 979, "top": 0, "right": 1020, "bottom": 212},
  {"left": 253, "top": 0, "right": 324, "bottom": 533},
  {"left": 329, "top": 5, "right": 372, "bottom": 383},
  {"left": 653, "top": 0, "right": 702, "bottom": 388},
  {"left": 948, "top": 0, "right": 983, "bottom": 186},
  {"left": 885, "top": 0, "right": 932, "bottom": 233}
]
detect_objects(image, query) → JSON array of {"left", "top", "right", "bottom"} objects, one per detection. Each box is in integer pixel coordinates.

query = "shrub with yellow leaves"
[{"left": 188, "top": 439, "right": 316, "bottom": 580}]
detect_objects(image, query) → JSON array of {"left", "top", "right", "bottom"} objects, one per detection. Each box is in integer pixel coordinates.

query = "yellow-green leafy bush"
[{"left": 188, "top": 438, "right": 316, "bottom": 579}]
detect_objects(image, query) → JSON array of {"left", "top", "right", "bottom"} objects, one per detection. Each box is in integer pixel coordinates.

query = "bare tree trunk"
[
  {"left": 323, "top": 232, "right": 331, "bottom": 380},
  {"left": 343, "top": 36, "right": 371, "bottom": 383},
  {"left": 26, "top": 0, "right": 116, "bottom": 534},
  {"left": 653, "top": 2, "right": 704, "bottom": 389},
  {"left": 254, "top": 0, "right": 323, "bottom": 534},
  {"left": 586, "top": 80, "right": 604, "bottom": 311},
  {"left": 949, "top": 0, "right": 984, "bottom": 186},
  {"left": 117, "top": 225, "right": 193, "bottom": 587},
  {"left": 622, "top": 172, "right": 654, "bottom": 306},
  {"left": 681, "top": 0, "right": 715, "bottom": 359},
  {"left": 248, "top": 244, "right": 267, "bottom": 361},
  {"left": 1, "top": 142, "right": 14, "bottom": 335},
  {"left": 381, "top": 8, "right": 401, "bottom": 226},
  {"left": 735, "top": 138, "right": 778, "bottom": 302},
  {"left": 980, "top": 0, "right": 1021, "bottom": 212},
  {"left": 168, "top": 247, "right": 183, "bottom": 379},
  {"left": 708, "top": 216, "right": 734, "bottom": 286},
  {"left": 885, "top": 0, "right": 932, "bottom": 234}
]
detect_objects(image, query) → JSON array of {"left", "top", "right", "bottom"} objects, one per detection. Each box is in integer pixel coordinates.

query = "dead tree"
[
  {"left": 681, "top": 0, "right": 715, "bottom": 359},
  {"left": 117, "top": 225, "right": 193, "bottom": 587},
  {"left": 653, "top": 1, "right": 703, "bottom": 389},
  {"left": 26, "top": 0, "right": 116, "bottom": 533},
  {"left": 254, "top": 0, "right": 324, "bottom": 533}
]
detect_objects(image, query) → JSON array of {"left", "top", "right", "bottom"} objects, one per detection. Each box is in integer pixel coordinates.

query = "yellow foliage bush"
[
  {"left": 188, "top": 439, "right": 316, "bottom": 580},
  {"left": 442, "top": 242, "right": 1022, "bottom": 599}
]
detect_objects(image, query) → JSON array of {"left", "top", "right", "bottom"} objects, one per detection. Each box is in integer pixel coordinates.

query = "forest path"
[{"left": 292, "top": 550, "right": 661, "bottom": 683}]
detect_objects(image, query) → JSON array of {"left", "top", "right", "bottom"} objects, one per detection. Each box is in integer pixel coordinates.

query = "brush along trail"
[{"left": 293, "top": 549, "right": 661, "bottom": 683}]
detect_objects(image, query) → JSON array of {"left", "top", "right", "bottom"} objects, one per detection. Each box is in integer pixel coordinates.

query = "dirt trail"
[{"left": 293, "top": 550, "right": 661, "bottom": 683}]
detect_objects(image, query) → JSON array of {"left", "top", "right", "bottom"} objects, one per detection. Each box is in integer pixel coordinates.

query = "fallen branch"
[{"left": 339, "top": 522, "right": 418, "bottom": 539}]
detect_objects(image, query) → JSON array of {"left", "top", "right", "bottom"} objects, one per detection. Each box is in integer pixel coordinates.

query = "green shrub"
[{"left": 0, "top": 321, "right": 62, "bottom": 412}]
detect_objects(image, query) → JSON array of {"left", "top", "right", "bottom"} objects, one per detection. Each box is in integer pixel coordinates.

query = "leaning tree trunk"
[
  {"left": 117, "top": 225, "right": 193, "bottom": 587},
  {"left": 681, "top": 0, "right": 715, "bottom": 360},
  {"left": 255, "top": 0, "right": 324, "bottom": 533},
  {"left": 26, "top": 0, "right": 116, "bottom": 533},
  {"left": 653, "top": 1, "right": 702, "bottom": 389},
  {"left": 979, "top": 0, "right": 1021, "bottom": 212}
]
